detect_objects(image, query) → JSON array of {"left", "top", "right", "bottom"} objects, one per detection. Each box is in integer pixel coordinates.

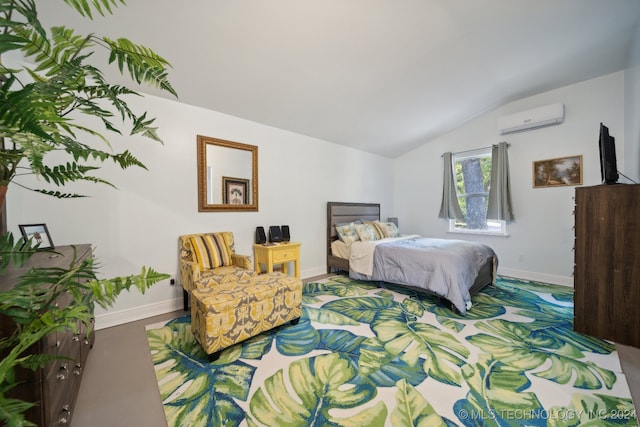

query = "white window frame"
[{"left": 448, "top": 148, "right": 508, "bottom": 236}]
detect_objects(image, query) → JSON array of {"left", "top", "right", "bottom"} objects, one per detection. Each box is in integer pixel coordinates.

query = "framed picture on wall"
[
  {"left": 533, "top": 155, "right": 583, "bottom": 188},
  {"left": 19, "top": 223, "right": 55, "bottom": 249},
  {"left": 222, "top": 176, "right": 249, "bottom": 205}
]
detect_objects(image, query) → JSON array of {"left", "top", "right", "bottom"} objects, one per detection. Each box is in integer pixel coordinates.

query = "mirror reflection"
[{"left": 197, "top": 135, "right": 258, "bottom": 212}]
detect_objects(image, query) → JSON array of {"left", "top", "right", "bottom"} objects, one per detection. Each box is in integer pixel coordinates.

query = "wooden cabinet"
[
  {"left": 0, "top": 244, "right": 94, "bottom": 426},
  {"left": 574, "top": 184, "right": 640, "bottom": 348},
  {"left": 253, "top": 242, "right": 301, "bottom": 278}
]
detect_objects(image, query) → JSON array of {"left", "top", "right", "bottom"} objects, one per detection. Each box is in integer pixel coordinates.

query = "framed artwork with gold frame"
[{"left": 533, "top": 155, "right": 582, "bottom": 188}]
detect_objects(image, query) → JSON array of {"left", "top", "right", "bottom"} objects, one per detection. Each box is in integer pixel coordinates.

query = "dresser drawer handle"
[
  {"left": 57, "top": 363, "right": 69, "bottom": 380},
  {"left": 59, "top": 405, "right": 71, "bottom": 424}
]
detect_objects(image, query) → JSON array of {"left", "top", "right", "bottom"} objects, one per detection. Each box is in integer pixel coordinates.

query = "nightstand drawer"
[{"left": 273, "top": 249, "right": 295, "bottom": 263}]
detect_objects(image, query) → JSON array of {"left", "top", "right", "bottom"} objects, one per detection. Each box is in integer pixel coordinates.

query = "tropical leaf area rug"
[{"left": 146, "top": 275, "right": 638, "bottom": 427}]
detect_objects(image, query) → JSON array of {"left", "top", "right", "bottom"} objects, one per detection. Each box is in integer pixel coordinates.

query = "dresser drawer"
[{"left": 44, "top": 331, "right": 81, "bottom": 426}]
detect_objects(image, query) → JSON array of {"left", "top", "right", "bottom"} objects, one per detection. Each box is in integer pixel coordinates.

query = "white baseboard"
[
  {"left": 302, "top": 266, "right": 329, "bottom": 279},
  {"left": 95, "top": 298, "right": 183, "bottom": 330},
  {"left": 498, "top": 267, "right": 573, "bottom": 287}
]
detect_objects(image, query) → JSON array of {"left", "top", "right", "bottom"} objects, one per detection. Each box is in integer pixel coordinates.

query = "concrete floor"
[{"left": 71, "top": 310, "right": 179, "bottom": 427}]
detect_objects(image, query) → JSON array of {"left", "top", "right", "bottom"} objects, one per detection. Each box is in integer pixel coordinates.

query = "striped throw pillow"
[
  {"left": 188, "top": 233, "right": 232, "bottom": 269},
  {"left": 354, "top": 222, "right": 382, "bottom": 241}
]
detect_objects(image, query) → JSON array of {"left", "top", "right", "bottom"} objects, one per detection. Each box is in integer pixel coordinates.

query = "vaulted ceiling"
[{"left": 36, "top": 0, "right": 640, "bottom": 158}]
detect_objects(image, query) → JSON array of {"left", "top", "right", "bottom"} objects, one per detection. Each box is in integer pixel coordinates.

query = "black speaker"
[
  {"left": 269, "top": 225, "right": 282, "bottom": 243},
  {"left": 255, "top": 226, "right": 266, "bottom": 244},
  {"left": 281, "top": 225, "right": 290, "bottom": 242}
]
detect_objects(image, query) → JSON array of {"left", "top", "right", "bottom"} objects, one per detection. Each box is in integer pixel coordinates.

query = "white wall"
[
  {"left": 6, "top": 94, "right": 394, "bottom": 329},
  {"left": 393, "top": 72, "right": 626, "bottom": 286},
  {"left": 625, "top": 16, "right": 640, "bottom": 182}
]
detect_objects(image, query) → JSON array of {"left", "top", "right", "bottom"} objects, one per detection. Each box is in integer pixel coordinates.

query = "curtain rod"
[{"left": 441, "top": 142, "right": 510, "bottom": 157}]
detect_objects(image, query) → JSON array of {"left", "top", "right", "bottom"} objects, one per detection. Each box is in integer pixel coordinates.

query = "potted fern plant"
[{"left": 0, "top": 1, "right": 177, "bottom": 425}]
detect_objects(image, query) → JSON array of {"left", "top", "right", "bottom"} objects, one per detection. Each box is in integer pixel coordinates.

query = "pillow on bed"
[
  {"left": 377, "top": 221, "right": 400, "bottom": 238},
  {"left": 335, "top": 223, "right": 360, "bottom": 246},
  {"left": 354, "top": 222, "right": 382, "bottom": 241},
  {"left": 369, "top": 221, "right": 387, "bottom": 238}
]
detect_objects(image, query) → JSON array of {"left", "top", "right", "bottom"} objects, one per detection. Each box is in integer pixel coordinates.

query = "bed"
[{"left": 326, "top": 202, "right": 498, "bottom": 314}]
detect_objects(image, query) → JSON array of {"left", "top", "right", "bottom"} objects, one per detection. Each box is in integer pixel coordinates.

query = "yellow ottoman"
[{"left": 190, "top": 272, "right": 303, "bottom": 361}]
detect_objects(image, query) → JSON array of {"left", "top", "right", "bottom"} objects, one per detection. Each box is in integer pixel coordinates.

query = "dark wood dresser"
[
  {"left": 0, "top": 244, "right": 94, "bottom": 426},
  {"left": 574, "top": 184, "right": 640, "bottom": 348}
]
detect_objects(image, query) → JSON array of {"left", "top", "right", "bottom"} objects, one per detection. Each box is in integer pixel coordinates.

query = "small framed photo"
[
  {"left": 222, "top": 176, "right": 249, "bottom": 205},
  {"left": 533, "top": 155, "right": 583, "bottom": 188},
  {"left": 19, "top": 223, "right": 55, "bottom": 249}
]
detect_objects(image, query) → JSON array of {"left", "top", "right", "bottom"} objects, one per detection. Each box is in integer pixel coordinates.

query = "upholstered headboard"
[{"left": 326, "top": 202, "right": 380, "bottom": 273}]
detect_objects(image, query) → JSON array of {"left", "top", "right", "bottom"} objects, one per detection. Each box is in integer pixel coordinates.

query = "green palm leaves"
[
  {"left": 249, "top": 353, "right": 386, "bottom": 427},
  {"left": 147, "top": 319, "right": 252, "bottom": 426},
  {"left": 147, "top": 277, "right": 637, "bottom": 426}
]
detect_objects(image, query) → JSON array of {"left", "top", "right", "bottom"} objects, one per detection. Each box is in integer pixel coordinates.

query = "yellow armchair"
[{"left": 179, "top": 232, "right": 256, "bottom": 310}]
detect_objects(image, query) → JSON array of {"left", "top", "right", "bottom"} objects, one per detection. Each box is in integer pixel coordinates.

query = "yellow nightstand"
[{"left": 253, "top": 242, "right": 301, "bottom": 278}]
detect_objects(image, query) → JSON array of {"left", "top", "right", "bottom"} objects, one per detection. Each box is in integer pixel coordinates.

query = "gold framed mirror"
[{"left": 197, "top": 135, "right": 258, "bottom": 212}]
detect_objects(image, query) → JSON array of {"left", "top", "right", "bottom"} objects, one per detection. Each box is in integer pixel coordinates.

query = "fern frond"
[
  {"left": 14, "top": 24, "right": 56, "bottom": 72},
  {"left": 41, "top": 161, "right": 99, "bottom": 180},
  {"left": 89, "top": 267, "right": 170, "bottom": 309},
  {"left": 0, "top": 32, "right": 29, "bottom": 54},
  {"left": 9, "top": 131, "right": 57, "bottom": 174},
  {"left": 111, "top": 149, "right": 147, "bottom": 170},
  {"left": 34, "top": 189, "right": 89, "bottom": 199},
  {"left": 0, "top": 232, "right": 38, "bottom": 273},
  {"left": 138, "top": 65, "right": 175, "bottom": 97},
  {"left": 18, "top": 352, "right": 75, "bottom": 371},
  {"left": 32, "top": 26, "right": 93, "bottom": 76},
  {"left": 0, "top": 0, "right": 45, "bottom": 49},
  {"left": 130, "top": 112, "right": 161, "bottom": 142},
  {"left": 56, "top": 135, "right": 111, "bottom": 162},
  {"left": 80, "top": 67, "right": 140, "bottom": 119},
  {"left": 0, "top": 397, "right": 37, "bottom": 427},
  {"left": 53, "top": 137, "right": 147, "bottom": 171},
  {"left": 38, "top": 162, "right": 115, "bottom": 188},
  {"left": 56, "top": 136, "right": 147, "bottom": 172},
  {"left": 102, "top": 36, "right": 177, "bottom": 97},
  {"left": 7, "top": 0, "right": 46, "bottom": 37},
  {"left": 0, "top": 77, "right": 51, "bottom": 139},
  {"left": 62, "top": 0, "right": 125, "bottom": 19}
]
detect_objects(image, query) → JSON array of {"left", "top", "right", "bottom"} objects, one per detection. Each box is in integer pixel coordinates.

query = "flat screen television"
[{"left": 599, "top": 123, "right": 619, "bottom": 184}]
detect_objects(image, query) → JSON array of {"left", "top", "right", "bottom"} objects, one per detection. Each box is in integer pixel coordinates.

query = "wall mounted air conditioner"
[{"left": 497, "top": 103, "right": 564, "bottom": 134}]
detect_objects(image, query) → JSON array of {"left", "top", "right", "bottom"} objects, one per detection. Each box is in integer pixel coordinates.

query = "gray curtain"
[
  {"left": 487, "top": 142, "right": 514, "bottom": 221},
  {"left": 439, "top": 152, "right": 464, "bottom": 219}
]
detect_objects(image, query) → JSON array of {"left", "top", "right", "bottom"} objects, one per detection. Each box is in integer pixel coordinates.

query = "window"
[{"left": 449, "top": 147, "right": 507, "bottom": 235}]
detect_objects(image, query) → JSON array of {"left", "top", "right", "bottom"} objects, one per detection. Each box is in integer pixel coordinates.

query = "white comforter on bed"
[
  {"left": 349, "top": 235, "right": 421, "bottom": 276},
  {"left": 348, "top": 235, "right": 496, "bottom": 314}
]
